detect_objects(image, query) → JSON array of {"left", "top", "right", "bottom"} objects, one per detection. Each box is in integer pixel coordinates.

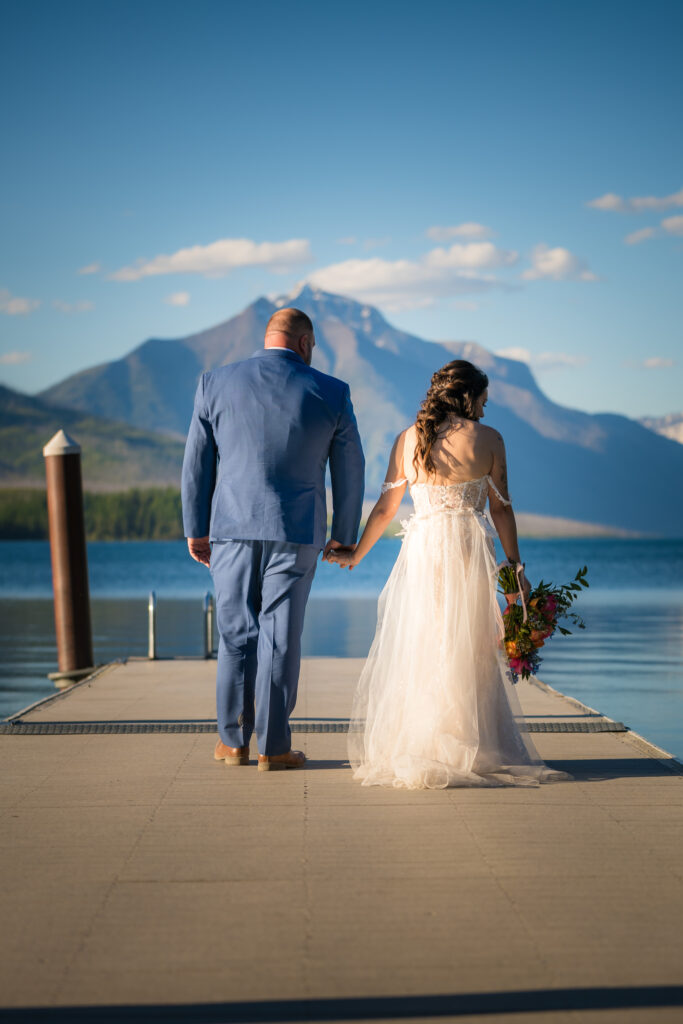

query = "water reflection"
[
  {"left": 538, "top": 597, "right": 683, "bottom": 758},
  {"left": 0, "top": 596, "right": 379, "bottom": 720}
]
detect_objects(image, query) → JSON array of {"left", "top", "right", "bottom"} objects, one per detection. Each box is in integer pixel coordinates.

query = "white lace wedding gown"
[{"left": 348, "top": 475, "right": 571, "bottom": 789}]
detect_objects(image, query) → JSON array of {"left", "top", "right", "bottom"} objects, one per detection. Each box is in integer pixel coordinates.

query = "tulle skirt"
[{"left": 348, "top": 511, "right": 572, "bottom": 789}]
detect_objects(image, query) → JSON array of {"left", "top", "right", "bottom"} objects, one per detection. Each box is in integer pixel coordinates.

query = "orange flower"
[{"left": 505, "top": 641, "right": 518, "bottom": 657}]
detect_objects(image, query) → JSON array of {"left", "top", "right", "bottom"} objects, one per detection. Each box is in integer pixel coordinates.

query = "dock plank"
[{"left": 1, "top": 658, "right": 682, "bottom": 1023}]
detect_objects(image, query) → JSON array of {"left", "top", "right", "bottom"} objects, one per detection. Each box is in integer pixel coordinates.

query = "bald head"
[
  {"left": 266, "top": 308, "right": 313, "bottom": 337},
  {"left": 264, "top": 307, "right": 315, "bottom": 365}
]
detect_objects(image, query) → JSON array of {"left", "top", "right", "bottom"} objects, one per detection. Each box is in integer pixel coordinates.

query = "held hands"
[{"left": 322, "top": 539, "right": 359, "bottom": 570}]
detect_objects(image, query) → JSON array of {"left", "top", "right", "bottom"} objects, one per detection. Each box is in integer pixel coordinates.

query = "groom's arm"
[
  {"left": 328, "top": 385, "right": 365, "bottom": 548},
  {"left": 181, "top": 373, "right": 217, "bottom": 551}
]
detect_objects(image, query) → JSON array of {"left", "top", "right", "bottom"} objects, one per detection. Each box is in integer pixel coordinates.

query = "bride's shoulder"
[
  {"left": 388, "top": 425, "right": 417, "bottom": 482},
  {"left": 390, "top": 424, "right": 417, "bottom": 452},
  {"left": 477, "top": 422, "right": 505, "bottom": 447}
]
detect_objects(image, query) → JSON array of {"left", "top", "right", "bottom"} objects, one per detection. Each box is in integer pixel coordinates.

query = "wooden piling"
[{"left": 43, "top": 429, "right": 95, "bottom": 685}]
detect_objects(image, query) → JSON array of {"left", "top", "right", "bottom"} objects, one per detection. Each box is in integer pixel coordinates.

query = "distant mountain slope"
[
  {"left": 0, "top": 385, "right": 184, "bottom": 489},
  {"left": 640, "top": 413, "right": 683, "bottom": 445},
  {"left": 35, "top": 286, "right": 683, "bottom": 535},
  {"left": 40, "top": 298, "right": 274, "bottom": 437}
]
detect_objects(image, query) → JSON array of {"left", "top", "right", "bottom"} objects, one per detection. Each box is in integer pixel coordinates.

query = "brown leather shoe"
[
  {"left": 257, "top": 749, "right": 306, "bottom": 772},
  {"left": 214, "top": 740, "right": 250, "bottom": 766}
]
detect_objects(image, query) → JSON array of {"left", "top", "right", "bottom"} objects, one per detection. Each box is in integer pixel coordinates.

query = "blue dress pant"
[{"left": 210, "top": 540, "right": 319, "bottom": 755}]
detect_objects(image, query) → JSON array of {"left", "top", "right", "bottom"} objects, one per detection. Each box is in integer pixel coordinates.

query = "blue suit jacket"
[{"left": 181, "top": 348, "right": 365, "bottom": 549}]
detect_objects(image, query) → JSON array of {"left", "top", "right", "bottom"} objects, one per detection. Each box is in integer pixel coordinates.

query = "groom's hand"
[
  {"left": 322, "top": 539, "right": 356, "bottom": 562},
  {"left": 326, "top": 547, "right": 358, "bottom": 569},
  {"left": 187, "top": 536, "right": 211, "bottom": 567}
]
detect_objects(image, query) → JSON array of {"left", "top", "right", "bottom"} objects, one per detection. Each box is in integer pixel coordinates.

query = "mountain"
[
  {"left": 39, "top": 298, "right": 274, "bottom": 438},
  {"left": 640, "top": 413, "right": 683, "bottom": 445},
  {"left": 0, "top": 384, "right": 185, "bottom": 489},
  {"left": 34, "top": 285, "right": 683, "bottom": 535}
]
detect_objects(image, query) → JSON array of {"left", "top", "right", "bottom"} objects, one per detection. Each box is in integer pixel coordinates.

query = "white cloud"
[
  {"left": 337, "top": 236, "right": 357, "bottom": 245},
  {"left": 642, "top": 357, "right": 676, "bottom": 369},
  {"left": 77, "top": 262, "right": 101, "bottom": 275},
  {"left": 586, "top": 192, "right": 625, "bottom": 212},
  {"left": 662, "top": 215, "right": 683, "bottom": 236},
  {"left": 625, "top": 227, "right": 656, "bottom": 245},
  {"left": 306, "top": 245, "right": 515, "bottom": 311},
  {"left": 426, "top": 222, "right": 493, "bottom": 242},
  {"left": 307, "top": 238, "right": 585, "bottom": 311},
  {"left": 0, "top": 350, "right": 32, "bottom": 365},
  {"left": 496, "top": 346, "right": 532, "bottom": 363},
  {"left": 621, "top": 215, "right": 683, "bottom": 244},
  {"left": 630, "top": 189, "right": 683, "bottom": 212},
  {"left": 426, "top": 241, "right": 518, "bottom": 270},
  {"left": 0, "top": 288, "right": 40, "bottom": 315},
  {"left": 53, "top": 299, "right": 94, "bottom": 313},
  {"left": 307, "top": 258, "right": 444, "bottom": 310},
  {"left": 110, "top": 237, "right": 312, "bottom": 281},
  {"left": 587, "top": 186, "right": 683, "bottom": 213},
  {"left": 453, "top": 300, "right": 479, "bottom": 311},
  {"left": 521, "top": 244, "right": 598, "bottom": 282},
  {"left": 165, "top": 291, "right": 190, "bottom": 306},
  {"left": 496, "top": 346, "right": 588, "bottom": 371}
]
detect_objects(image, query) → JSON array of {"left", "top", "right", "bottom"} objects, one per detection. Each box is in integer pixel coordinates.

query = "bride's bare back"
[
  {"left": 359, "top": 415, "right": 519, "bottom": 570},
  {"left": 327, "top": 401, "right": 520, "bottom": 572},
  {"left": 401, "top": 419, "right": 504, "bottom": 488}
]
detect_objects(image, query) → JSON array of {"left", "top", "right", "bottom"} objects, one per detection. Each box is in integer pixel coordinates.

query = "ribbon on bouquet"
[
  {"left": 515, "top": 562, "right": 528, "bottom": 624},
  {"left": 497, "top": 559, "right": 528, "bottom": 623}
]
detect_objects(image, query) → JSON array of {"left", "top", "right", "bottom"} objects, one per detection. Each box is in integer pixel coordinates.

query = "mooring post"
[
  {"left": 148, "top": 591, "right": 157, "bottom": 660},
  {"left": 43, "top": 429, "right": 95, "bottom": 687},
  {"left": 204, "top": 592, "right": 215, "bottom": 659}
]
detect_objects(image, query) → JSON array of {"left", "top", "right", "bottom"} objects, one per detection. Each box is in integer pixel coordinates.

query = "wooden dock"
[{"left": 1, "top": 658, "right": 683, "bottom": 1023}]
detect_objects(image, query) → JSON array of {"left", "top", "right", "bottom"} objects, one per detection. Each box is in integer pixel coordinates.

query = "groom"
[{"left": 182, "top": 308, "right": 365, "bottom": 771}]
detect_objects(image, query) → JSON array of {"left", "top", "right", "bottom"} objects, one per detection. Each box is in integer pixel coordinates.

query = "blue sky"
[{"left": 1, "top": 0, "right": 681, "bottom": 418}]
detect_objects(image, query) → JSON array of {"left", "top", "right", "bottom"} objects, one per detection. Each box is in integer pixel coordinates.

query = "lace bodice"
[
  {"left": 380, "top": 474, "right": 510, "bottom": 517},
  {"left": 410, "top": 477, "right": 490, "bottom": 515}
]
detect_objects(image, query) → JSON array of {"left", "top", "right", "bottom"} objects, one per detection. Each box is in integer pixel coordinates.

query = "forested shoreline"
[
  {"left": 0, "top": 489, "right": 629, "bottom": 542},
  {"left": 0, "top": 488, "right": 184, "bottom": 541}
]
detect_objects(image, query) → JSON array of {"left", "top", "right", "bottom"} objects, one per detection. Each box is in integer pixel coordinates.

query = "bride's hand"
[{"left": 326, "top": 547, "right": 359, "bottom": 569}]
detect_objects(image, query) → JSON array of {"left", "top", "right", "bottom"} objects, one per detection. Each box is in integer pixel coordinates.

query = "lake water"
[{"left": 1, "top": 539, "right": 682, "bottom": 761}]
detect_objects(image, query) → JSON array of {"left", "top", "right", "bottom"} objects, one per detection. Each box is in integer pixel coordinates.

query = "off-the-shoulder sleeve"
[
  {"left": 380, "top": 477, "right": 408, "bottom": 494},
  {"left": 487, "top": 475, "right": 512, "bottom": 506}
]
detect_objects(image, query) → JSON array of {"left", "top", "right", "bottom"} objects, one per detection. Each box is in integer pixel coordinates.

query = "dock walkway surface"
[{"left": 1, "top": 658, "right": 683, "bottom": 1024}]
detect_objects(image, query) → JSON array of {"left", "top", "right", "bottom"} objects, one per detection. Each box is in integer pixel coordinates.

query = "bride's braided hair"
[{"left": 413, "top": 360, "right": 489, "bottom": 475}]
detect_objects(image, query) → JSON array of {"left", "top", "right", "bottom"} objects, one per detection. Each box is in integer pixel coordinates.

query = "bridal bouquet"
[{"left": 498, "top": 564, "right": 589, "bottom": 681}]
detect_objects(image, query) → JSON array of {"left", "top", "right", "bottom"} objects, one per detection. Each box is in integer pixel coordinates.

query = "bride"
[{"left": 327, "top": 360, "right": 570, "bottom": 789}]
